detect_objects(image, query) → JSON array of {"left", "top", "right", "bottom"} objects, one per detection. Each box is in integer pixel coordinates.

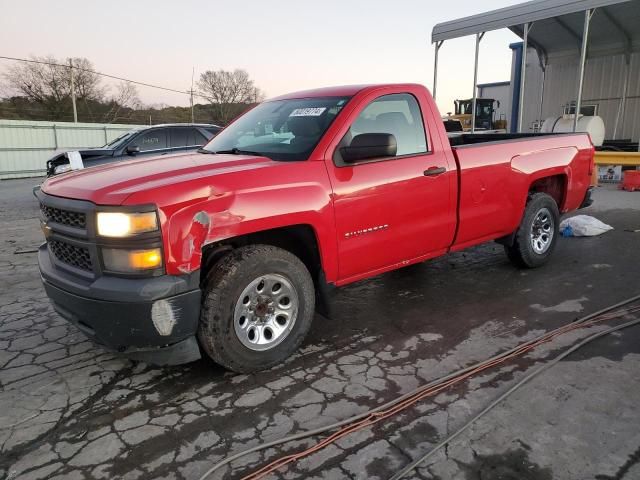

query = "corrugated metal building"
[
  {"left": 0, "top": 120, "right": 143, "bottom": 180},
  {"left": 511, "top": 44, "right": 640, "bottom": 139}
]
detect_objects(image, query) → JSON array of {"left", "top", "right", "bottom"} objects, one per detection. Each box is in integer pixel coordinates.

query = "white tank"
[{"left": 540, "top": 115, "right": 605, "bottom": 146}]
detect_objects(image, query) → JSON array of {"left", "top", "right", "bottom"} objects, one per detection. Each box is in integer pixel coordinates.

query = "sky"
[{"left": 0, "top": 0, "right": 523, "bottom": 114}]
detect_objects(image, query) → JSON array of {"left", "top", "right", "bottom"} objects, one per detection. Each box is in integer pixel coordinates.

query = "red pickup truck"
[{"left": 37, "top": 84, "right": 594, "bottom": 372}]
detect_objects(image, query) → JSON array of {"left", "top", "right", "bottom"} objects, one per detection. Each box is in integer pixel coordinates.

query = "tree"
[
  {"left": 2, "top": 56, "right": 104, "bottom": 119},
  {"left": 102, "top": 81, "right": 142, "bottom": 123},
  {"left": 197, "top": 69, "right": 263, "bottom": 124},
  {"left": 68, "top": 57, "right": 105, "bottom": 101}
]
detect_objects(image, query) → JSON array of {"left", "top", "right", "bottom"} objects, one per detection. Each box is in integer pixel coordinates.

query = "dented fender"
[
  {"left": 176, "top": 210, "right": 212, "bottom": 274},
  {"left": 156, "top": 176, "right": 338, "bottom": 280}
]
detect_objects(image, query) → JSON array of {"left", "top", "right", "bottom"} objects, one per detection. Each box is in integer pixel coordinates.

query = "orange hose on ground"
[{"left": 240, "top": 305, "right": 640, "bottom": 480}]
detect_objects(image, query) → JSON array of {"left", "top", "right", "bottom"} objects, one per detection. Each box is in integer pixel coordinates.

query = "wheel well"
[
  {"left": 529, "top": 175, "right": 566, "bottom": 209},
  {"left": 497, "top": 174, "right": 567, "bottom": 248},
  {"left": 200, "top": 225, "right": 322, "bottom": 285}
]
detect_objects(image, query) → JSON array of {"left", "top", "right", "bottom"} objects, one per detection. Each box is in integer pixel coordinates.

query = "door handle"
[{"left": 423, "top": 166, "right": 446, "bottom": 176}]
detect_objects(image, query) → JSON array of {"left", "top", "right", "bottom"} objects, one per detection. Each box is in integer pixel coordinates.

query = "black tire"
[
  {"left": 505, "top": 192, "right": 560, "bottom": 268},
  {"left": 198, "top": 245, "right": 315, "bottom": 372}
]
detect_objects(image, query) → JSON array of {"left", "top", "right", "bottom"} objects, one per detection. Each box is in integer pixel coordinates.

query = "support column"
[
  {"left": 517, "top": 23, "right": 532, "bottom": 132},
  {"left": 432, "top": 41, "right": 444, "bottom": 101},
  {"left": 613, "top": 55, "right": 630, "bottom": 140},
  {"left": 471, "top": 32, "right": 484, "bottom": 133},
  {"left": 538, "top": 63, "right": 547, "bottom": 132},
  {"left": 573, "top": 9, "right": 594, "bottom": 132}
]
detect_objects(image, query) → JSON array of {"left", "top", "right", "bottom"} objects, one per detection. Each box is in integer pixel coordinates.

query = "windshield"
[
  {"left": 202, "top": 97, "right": 350, "bottom": 161},
  {"left": 103, "top": 131, "right": 136, "bottom": 149},
  {"left": 478, "top": 101, "right": 493, "bottom": 118}
]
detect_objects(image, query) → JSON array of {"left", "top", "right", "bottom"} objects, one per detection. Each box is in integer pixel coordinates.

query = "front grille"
[
  {"left": 49, "top": 240, "right": 92, "bottom": 271},
  {"left": 41, "top": 204, "right": 86, "bottom": 229}
]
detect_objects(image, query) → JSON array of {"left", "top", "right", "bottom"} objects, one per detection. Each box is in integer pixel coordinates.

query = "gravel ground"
[{"left": 0, "top": 179, "right": 639, "bottom": 480}]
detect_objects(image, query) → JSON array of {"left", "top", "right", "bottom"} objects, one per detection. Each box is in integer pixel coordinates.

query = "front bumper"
[{"left": 39, "top": 244, "right": 202, "bottom": 365}]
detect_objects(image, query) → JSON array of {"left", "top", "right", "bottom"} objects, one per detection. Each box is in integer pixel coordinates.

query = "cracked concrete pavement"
[{"left": 1, "top": 179, "right": 639, "bottom": 480}]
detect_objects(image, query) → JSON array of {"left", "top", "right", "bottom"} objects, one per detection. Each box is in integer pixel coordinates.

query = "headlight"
[
  {"left": 97, "top": 211, "right": 158, "bottom": 237},
  {"left": 54, "top": 164, "right": 72, "bottom": 175},
  {"left": 102, "top": 248, "right": 163, "bottom": 273}
]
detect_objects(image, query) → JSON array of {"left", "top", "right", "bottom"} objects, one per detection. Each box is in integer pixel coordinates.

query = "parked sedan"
[{"left": 46, "top": 123, "right": 222, "bottom": 176}]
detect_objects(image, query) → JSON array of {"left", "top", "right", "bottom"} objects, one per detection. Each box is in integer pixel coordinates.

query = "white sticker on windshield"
[{"left": 289, "top": 107, "right": 326, "bottom": 117}]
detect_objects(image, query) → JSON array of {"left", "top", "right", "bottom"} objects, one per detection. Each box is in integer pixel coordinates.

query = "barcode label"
[{"left": 289, "top": 107, "right": 326, "bottom": 117}]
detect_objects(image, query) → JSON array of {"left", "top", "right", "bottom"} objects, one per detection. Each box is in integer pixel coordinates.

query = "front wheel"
[
  {"left": 198, "top": 245, "right": 315, "bottom": 372},
  {"left": 505, "top": 192, "right": 560, "bottom": 268}
]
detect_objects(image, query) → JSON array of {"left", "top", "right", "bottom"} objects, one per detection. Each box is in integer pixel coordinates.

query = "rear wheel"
[
  {"left": 198, "top": 245, "right": 315, "bottom": 372},
  {"left": 505, "top": 193, "right": 560, "bottom": 268}
]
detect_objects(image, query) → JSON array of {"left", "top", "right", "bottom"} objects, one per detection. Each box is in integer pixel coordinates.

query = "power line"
[{"left": 0, "top": 55, "right": 210, "bottom": 99}]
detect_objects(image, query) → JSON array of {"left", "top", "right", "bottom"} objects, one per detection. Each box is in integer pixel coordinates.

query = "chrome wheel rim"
[
  {"left": 530, "top": 207, "right": 554, "bottom": 254},
  {"left": 233, "top": 274, "right": 299, "bottom": 351}
]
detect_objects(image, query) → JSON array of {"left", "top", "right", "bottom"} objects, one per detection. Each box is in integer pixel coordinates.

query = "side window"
[
  {"left": 344, "top": 93, "right": 428, "bottom": 160},
  {"left": 169, "top": 128, "right": 189, "bottom": 148},
  {"left": 187, "top": 128, "right": 208, "bottom": 146},
  {"left": 204, "top": 127, "right": 221, "bottom": 138},
  {"left": 134, "top": 130, "right": 167, "bottom": 151}
]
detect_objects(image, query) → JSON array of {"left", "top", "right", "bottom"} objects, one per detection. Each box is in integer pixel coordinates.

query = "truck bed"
[{"left": 448, "top": 132, "right": 594, "bottom": 251}]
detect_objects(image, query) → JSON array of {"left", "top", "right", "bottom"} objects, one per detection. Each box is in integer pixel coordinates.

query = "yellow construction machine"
[{"left": 445, "top": 98, "right": 507, "bottom": 131}]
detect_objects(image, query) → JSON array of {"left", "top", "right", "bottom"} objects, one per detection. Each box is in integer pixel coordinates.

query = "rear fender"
[
  {"left": 511, "top": 147, "right": 577, "bottom": 212},
  {"left": 511, "top": 147, "right": 576, "bottom": 176}
]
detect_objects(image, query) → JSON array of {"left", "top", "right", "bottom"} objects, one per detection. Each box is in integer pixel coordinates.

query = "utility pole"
[
  {"left": 69, "top": 58, "right": 78, "bottom": 123},
  {"left": 190, "top": 66, "right": 195, "bottom": 123}
]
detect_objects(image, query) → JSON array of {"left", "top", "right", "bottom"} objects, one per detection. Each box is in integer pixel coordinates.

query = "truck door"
[{"left": 325, "top": 91, "right": 457, "bottom": 282}]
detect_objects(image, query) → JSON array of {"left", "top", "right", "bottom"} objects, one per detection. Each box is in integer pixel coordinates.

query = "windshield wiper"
[{"left": 214, "top": 148, "right": 263, "bottom": 156}]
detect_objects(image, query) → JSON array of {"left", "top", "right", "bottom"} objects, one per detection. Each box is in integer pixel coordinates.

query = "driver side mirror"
[
  {"left": 340, "top": 133, "right": 397, "bottom": 163},
  {"left": 126, "top": 145, "right": 140, "bottom": 155}
]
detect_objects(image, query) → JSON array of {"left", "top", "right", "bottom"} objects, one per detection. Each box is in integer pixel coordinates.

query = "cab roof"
[{"left": 270, "top": 84, "right": 426, "bottom": 101}]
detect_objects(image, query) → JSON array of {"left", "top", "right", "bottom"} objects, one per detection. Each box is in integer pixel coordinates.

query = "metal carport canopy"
[
  {"left": 432, "top": 0, "right": 635, "bottom": 49},
  {"left": 430, "top": 0, "right": 638, "bottom": 134}
]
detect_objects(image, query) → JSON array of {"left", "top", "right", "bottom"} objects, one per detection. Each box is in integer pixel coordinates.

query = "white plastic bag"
[{"left": 560, "top": 215, "right": 613, "bottom": 237}]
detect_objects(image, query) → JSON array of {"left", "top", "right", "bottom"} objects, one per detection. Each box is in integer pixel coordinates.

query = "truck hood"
[{"left": 41, "top": 151, "right": 276, "bottom": 205}]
